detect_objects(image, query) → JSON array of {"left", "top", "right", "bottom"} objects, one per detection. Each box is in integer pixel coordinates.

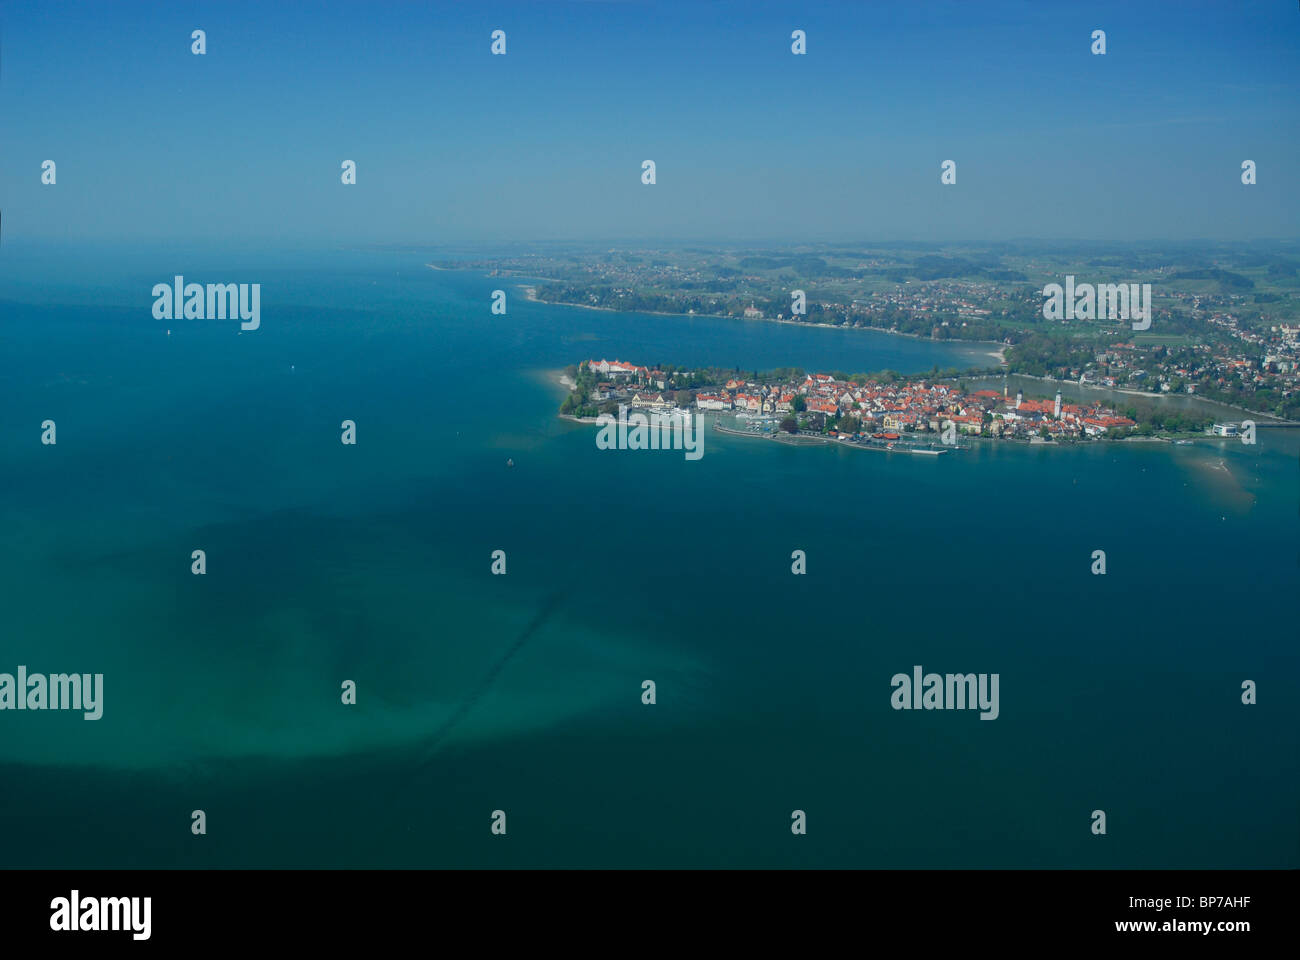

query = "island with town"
[{"left": 560, "top": 358, "right": 1262, "bottom": 452}]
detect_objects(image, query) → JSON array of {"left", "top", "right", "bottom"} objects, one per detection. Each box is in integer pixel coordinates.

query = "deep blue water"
[{"left": 1, "top": 244, "right": 1296, "bottom": 867}]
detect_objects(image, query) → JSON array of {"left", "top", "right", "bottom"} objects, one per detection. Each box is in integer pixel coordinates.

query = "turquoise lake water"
[{"left": 1, "top": 244, "right": 1296, "bottom": 867}]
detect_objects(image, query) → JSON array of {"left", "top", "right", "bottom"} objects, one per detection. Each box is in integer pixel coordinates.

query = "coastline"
[
  {"left": 432, "top": 265, "right": 1295, "bottom": 425},
  {"left": 1003, "top": 372, "right": 1294, "bottom": 424},
  {"left": 431, "top": 266, "right": 1008, "bottom": 365},
  {"left": 553, "top": 370, "right": 599, "bottom": 423}
]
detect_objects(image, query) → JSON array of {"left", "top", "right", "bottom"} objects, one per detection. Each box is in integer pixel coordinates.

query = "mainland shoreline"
[
  {"left": 427, "top": 264, "right": 1008, "bottom": 365},
  {"left": 1001, "top": 372, "right": 1294, "bottom": 424},
  {"left": 518, "top": 281, "right": 1008, "bottom": 365}
]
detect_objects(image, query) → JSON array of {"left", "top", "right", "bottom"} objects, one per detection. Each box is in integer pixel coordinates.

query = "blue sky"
[{"left": 2, "top": 0, "right": 1297, "bottom": 245}]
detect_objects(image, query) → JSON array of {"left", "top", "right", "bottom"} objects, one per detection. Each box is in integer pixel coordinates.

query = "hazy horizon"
[{"left": 3, "top": 0, "right": 1297, "bottom": 247}]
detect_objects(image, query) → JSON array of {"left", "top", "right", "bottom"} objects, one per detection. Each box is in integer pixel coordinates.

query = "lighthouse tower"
[{"left": 1054, "top": 392, "right": 1062, "bottom": 419}]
